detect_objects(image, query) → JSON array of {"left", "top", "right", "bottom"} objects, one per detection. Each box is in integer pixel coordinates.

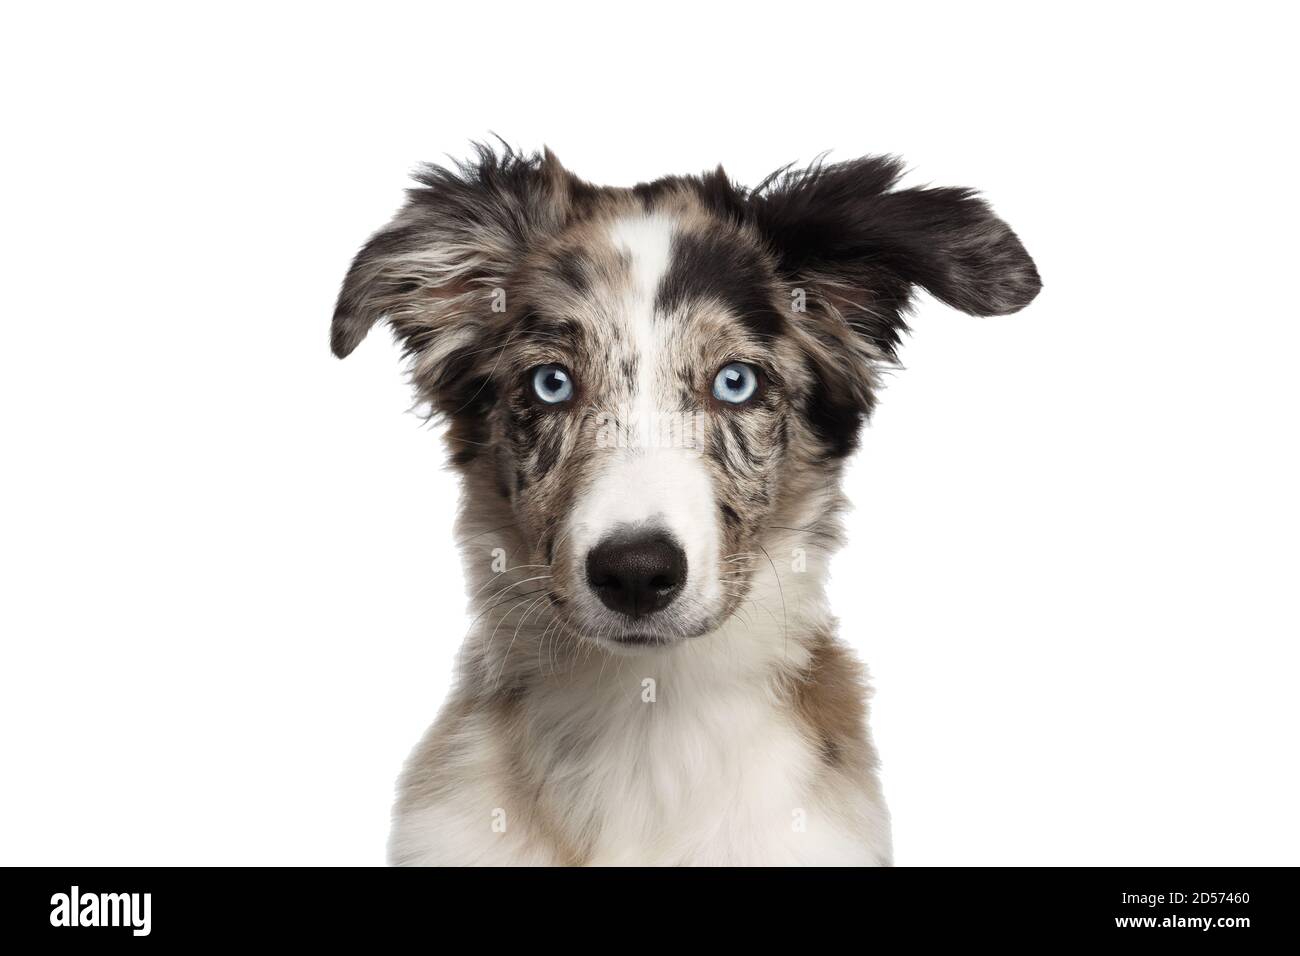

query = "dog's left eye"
[
  {"left": 711, "top": 362, "right": 760, "bottom": 405},
  {"left": 530, "top": 364, "right": 574, "bottom": 404}
]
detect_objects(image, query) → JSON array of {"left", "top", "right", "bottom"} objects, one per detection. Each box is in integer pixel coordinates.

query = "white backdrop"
[{"left": 2, "top": 1, "right": 1296, "bottom": 865}]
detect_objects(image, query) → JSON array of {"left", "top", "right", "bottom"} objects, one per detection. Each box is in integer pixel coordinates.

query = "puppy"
[{"left": 332, "top": 145, "right": 1040, "bottom": 865}]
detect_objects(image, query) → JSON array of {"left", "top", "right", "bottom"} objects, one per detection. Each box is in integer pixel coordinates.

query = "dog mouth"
[
  {"left": 549, "top": 526, "right": 751, "bottom": 651},
  {"left": 546, "top": 563, "right": 751, "bottom": 651},
  {"left": 557, "top": 599, "right": 730, "bottom": 651},
  {"left": 607, "top": 631, "right": 668, "bottom": 647},
  {"left": 590, "top": 627, "right": 702, "bottom": 653}
]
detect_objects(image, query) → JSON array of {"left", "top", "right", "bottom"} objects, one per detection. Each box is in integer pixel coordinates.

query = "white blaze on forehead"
[
  {"left": 608, "top": 214, "right": 676, "bottom": 448},
  {"left": 565, "top": 214, "right": 722, "bottom": 621},
  {"left": 609, "top": 213, "right": 675, "bottom": 293}
]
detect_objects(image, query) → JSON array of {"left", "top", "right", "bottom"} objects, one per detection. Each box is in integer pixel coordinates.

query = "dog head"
[{"left": 332, "top": 145, "right": 1039, "bottom": 650}]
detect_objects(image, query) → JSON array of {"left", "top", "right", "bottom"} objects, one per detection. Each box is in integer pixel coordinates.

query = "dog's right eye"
[{"left": 530, "top": 364, "right": 574, "bottom": 404}]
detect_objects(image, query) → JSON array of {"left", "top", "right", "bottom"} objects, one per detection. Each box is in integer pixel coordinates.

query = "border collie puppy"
[{"left": 332, "top": 145, "right": 1040, "bottom": 865}]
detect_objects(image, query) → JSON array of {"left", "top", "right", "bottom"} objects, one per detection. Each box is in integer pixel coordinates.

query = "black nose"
[{"left": 585, "top": 530, "right": 687, "bottom": 618}]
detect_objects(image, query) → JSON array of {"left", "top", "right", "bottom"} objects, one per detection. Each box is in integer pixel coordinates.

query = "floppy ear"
[
  {"left": 746, "top": 155, "right": 1039, "bottom": 458},
  {"left": 751, "top": 155, "right": 1041, "bottom": 359},
  {"left": 330, "top": 144, "right": 575, "bottom": 405}
]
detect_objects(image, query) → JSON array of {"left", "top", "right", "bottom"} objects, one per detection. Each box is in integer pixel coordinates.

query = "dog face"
[
  {"left": 493, "top": 210, "right": 811, "bottom": 647},
  {"left": 332, "top": 146, "right": 1039, "bottom": 649}
]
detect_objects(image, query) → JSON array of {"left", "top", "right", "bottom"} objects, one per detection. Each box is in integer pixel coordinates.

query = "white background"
[{"left": 2, "top": 1, "right": 1297, "bottom": 866}]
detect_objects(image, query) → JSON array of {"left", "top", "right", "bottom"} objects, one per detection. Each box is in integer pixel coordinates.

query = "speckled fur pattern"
[{"left": 331, "top": 144, "right": 1040, "bottom": 865}]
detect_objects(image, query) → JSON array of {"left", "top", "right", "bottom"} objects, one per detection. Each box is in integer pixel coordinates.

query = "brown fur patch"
[{"left": 783, "top": 631, "right": 877, "bottom": 776}]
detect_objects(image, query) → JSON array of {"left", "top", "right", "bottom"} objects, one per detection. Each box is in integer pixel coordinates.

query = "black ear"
[
  {"left": 751, "top": 155, "right": 1041, "bottom": 357},
  {"left": 330, "top": 143, "right": 574, "bottom": 362}
]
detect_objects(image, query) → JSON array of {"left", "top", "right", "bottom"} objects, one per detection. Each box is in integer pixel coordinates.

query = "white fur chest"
[
  {"left": 518, "top": 635, "right": 880, "bottom": 866},
  {"left": 390, "top": 586, "right": 892, "bottom": 866}
]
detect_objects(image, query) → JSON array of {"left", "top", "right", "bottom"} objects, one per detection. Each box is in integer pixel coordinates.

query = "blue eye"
[
  {"left": 711, "top": 362, "right": 760, "bottom": 405},
  {"left": 531, "top": 364, "right": 574, "bottom": 404}
]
